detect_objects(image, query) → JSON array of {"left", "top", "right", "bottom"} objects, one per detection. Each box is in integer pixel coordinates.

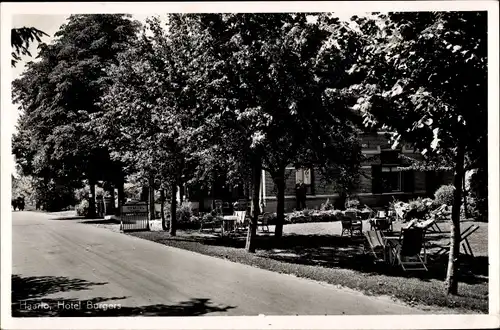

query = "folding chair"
[
  {"left": 370, "top": 210, "right": 393, "bottom": 232},
  {"left": 390, "top": 227, "right": 428, "bottom": 271},
  {"left": 415, "top": 218, "right": 439, "bottom": 234},
  {"left": 234, "top": 210, "right": 247, "bottom": 231},
  {"left": 424, "top": 205, "right": 448, "bottom": 233},
  {"left": 364, "top": 230, "right": 387, "bottom": 262},
  {"left": 258, "top": 212, "right": 270, "bottom": 232},
  {"left": 435, "top": 224, "right": 480, "bottom": 257},
  {"left": 341, "top": 211, "right": 363, "bottom": 237}
]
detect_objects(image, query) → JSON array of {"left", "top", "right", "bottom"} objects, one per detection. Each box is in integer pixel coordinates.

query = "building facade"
[{"left": 260, "top": 132, "right": 454, "bottom": 212}]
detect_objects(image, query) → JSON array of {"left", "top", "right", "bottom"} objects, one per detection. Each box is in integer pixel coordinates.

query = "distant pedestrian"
[{"left": 295, "top": 181, "right": 307, "bottom": 210}]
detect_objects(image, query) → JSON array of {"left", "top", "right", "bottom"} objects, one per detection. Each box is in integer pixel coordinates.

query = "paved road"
[{"left": 12, "top": 211, "right": 427, "bottom": 316}]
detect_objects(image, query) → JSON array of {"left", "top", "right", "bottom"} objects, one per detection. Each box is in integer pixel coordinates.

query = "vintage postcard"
[{"left": 1, "top": 1, "right": 498, "bottom": 329}]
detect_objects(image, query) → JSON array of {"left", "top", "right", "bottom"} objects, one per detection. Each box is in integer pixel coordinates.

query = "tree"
[
  {"left": 11, "top": 27, "right": 48, "bottom": 67},
  {"left": 347, "top": 12, "right": 487, "bottom": 294},
  {"left": 12, "top": 15, "right": 141, "bottom": 215},
  {"left": 96, "top": 16, "right": 199, "bottom": 235},
  {"left": 194, "top": 13, "right": 363, "bottom": 243}
]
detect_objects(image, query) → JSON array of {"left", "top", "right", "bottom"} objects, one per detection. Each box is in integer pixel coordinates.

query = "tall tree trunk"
[
  {"left": 462, "top": 172, "right": 469, "bottom": 218},
  {"left": 88, "top": 178, "right": 96, "bottom": 218},
  {"left": 148, "top": 174, "right": 155, "bottom": 220},
  {"left": 179, "top": 183, "right": 185, "bottom": 204},
  {"left": 160, "top": 188, "right": 168, "bottom": 231},
  {"left": 274, "top": 168, "right": 286, "bottom": 239},
  {"left": 445, "top": 141, "right": 466, "bottom": 295},
  {"left": 116, "top": 175, "right": 125, "bottom": 216},
  {"left": 140, "top": 186, "right": 148, "bottom": 202},
  {"left": 108, "top": 184, "right": 116, "bottom": 215},
  {"left": 245, "top": 159, "right": 262, "bottom": 253},
  {"left": 170, "top": 180, "right": 178, "bottom": 236}
]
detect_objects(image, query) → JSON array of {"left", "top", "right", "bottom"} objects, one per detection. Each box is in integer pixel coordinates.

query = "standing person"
[
  {"left": 299, "top": 182, "right": 307, "bottom": 210},
  {"left": 295, "top": 180, "right": 303, "bottom": 210},
  {"left": 17, "top": 197, "right": 25, "bottom": 211}
]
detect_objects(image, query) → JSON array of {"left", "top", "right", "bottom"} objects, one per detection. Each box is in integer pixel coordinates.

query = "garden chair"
[
  {"left": 341, "top": 211, "right": 362, "bottom": 237},
  {"left": 425, "top": 205, "right": 450, "bottom": 233},
  {"left": 214, "top": 199, "right": 223, "bottom": 217},
  {"left": 434, "top": 224, "right": 480, "bottom": 258},
  {"left": 234, "top": 210, "right": 247, "bottom": 231},
  {"left": 258, "top": 212, "right": 271, "bottom": 232},
  {"left": 389, "top": 227, "right": 428, "bottom": 271},
  {"left": 369, "top": 210, "right": 393, "bottom": 232},
  {"left": 199, "top": 215, "right": 215, "bottom": 232},
  {"left": 414, "top": 218, "right": 440, "bottom": 234},
  {"left": 364, "top": 230, "right": 387, "bottom": 262}
]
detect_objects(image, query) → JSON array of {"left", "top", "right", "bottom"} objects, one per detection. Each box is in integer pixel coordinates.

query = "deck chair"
[
  {"left": 416, "top": 218, "right": 440, "bottom": 234},
  {"left": 423, "top": 205, "right": 448, "bottom": 233},
  {"left": 364, "top": 230, "right": 386, "bottom": 262},
  {"left": 341, "top": 211, "right": 363, "bottom": 237},
  {"left": 258, "top": 212, "right": 271, "bottom": 232},
  {"left": 370, "top": 211, "right": 393, "bottom": 232},
  {"left": 234, "top": 211, "right": 247, "bottom": 231},
  {"left": 390, "top": 227, "right": 428, "bottom": 271},
  {"left": 435, "top": 224, "right": 480, "bottom": 257}
]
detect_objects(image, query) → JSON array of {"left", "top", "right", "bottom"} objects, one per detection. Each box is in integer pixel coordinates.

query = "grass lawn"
[{"left": 109, "top": 218, "right": 488, "bottom": 314}]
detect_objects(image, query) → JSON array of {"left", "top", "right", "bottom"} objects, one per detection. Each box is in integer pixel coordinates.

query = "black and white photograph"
[{"left": 1, "top": 1, "right": 499, "bottom": 329}]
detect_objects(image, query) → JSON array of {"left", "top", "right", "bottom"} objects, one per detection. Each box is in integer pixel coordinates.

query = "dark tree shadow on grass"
[
  {"left": 12, "top": 275, "right": 235, "bottom": 317},
  {"left": 252, "top": 233, "right": 488, "bottom": 284},
  {"left": 169, "top": 231, "right": 488, "bottom": 284}
]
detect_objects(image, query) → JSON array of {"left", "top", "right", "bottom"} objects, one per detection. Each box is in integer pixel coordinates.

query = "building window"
[
  {"left": 296, "top": 168, "right": 314, "bottom": 195},
  {"left": 296, "top": 168, "right": 312, "bottom": 185},
  {"left": 380, "top": 166, "right": 402, "bottom": 192}
]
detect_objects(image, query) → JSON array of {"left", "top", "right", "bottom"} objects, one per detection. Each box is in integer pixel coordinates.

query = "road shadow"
[
  {"left": 12, "top": 275, "right": 108, "bottom": 302},
  {"left": 12, "top": 274, "right": 235, "bottom": 317},
  {"left": 79, "top": 219, "right": 120, "bottom": 225},
  {"left": 49, "top": 216, "right": 86, "bottom": 221}
]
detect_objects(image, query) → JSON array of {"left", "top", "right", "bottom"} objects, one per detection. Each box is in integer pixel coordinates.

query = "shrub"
[
  {"left": 176, "top": 202, "right": 193, "bottom": 223},
  {"left": 404, "top": 197, "right": 435, "bottom": 221},
  {"left": 320, "top": 198, "right": 334, "bottom": 211},
  {"left": 76, "top": 199, "right": 89, "bottom": 217},
  {"left": 461, "top": 196, "right": 484, "bottom": 220},
  {"left": 332, "top": 210, "right": 343, "bottom": 220},
  {"left": 434, "top": 184, "right": 456, "bottom": 206},
  {"left": 345, "top": 197, "right": 360, "bottom": 209}
]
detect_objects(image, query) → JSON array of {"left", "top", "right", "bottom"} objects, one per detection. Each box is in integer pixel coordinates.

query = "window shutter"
[
  {"left": 371, "top": 165, "right": 382, "bottom": 194},
  {"left": 403, "top": 169, "right": 415, "bottom": 192},
  {"left": 303, "top": 168, "right": 311, "bottom": 185},
  {"left": 296, "top": 169, "right": 303, "bottom": 183}
]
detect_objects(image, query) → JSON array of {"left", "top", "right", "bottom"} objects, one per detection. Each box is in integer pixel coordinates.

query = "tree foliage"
[
  {"left": 183, "top": 13, "right": 363, "bottom": 241},
  {"left": 11, "top": 27, "right": 48, "bottom": 67},
  {"left": 345, "top": 11, "right": 487, "bottom": 295},
  {"left": 12, "top": 15, "right": 141, "bottom": 213}
]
